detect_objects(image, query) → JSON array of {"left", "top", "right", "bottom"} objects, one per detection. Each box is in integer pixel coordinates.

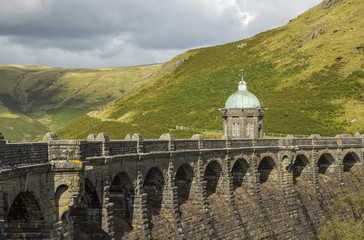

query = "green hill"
[
  {"left": 57, "top": 0, "right": 363, "bottom": 140},
  {"left": 0, "top": 64, "right": 161, "bottom": 141}
]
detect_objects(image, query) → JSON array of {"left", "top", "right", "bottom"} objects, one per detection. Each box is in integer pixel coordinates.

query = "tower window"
[
  {"left": 232, "top": 123, "right": 236, "bottom": 136},
  {"left": 237, "top": 123, "right": 240, "bottom": 136},
  {"left": 246, "top": 123, "right": 250, "bottom": 136}
]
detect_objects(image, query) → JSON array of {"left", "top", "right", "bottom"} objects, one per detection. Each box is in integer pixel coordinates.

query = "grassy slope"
[
  {"left": 57, "top": 0, "right": 364, "bottom": 140},
  {"left": 0, "top": 64, "right": 161, "bottom": 141}
]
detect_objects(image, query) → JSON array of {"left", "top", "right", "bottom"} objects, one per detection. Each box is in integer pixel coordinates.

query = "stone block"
[
  {"left": 96, "top": 133, "right": 110, "bottom": 142},
  {"left": 42, "top": 132, "right": 59, "bottom": 141},
  {"left": 86, "top": 133, "right": 98, "bottom": 141},
  {"left": 132, "top": 133, "right": 144, "bottom": 141},
  {"left": 159, "top": 133, "right": 175, "bottom": 141}
]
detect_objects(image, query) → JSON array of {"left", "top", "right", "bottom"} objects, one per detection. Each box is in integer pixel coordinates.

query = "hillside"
[
  {"left": 57, "top": 0, "right": 364, "bottom": 140},
  {"left": 0, "top": 64, "right": 161, "bottom": 141}
]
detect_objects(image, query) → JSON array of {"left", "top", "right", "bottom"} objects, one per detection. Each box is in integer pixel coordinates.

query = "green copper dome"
[{"left": 225, "top": 79, "right": 261, "bottom": 108}]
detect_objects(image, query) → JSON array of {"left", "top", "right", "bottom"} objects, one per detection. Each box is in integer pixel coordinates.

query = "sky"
[{"left": 0, "top": 0, "right": 322, "bottom": 68}]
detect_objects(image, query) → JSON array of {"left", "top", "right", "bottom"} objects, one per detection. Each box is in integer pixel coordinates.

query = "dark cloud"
[{"left": 0, "top": 0, "right": 322, "bottom": 67}]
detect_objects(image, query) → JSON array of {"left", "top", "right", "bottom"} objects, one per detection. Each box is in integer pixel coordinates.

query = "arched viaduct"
[{"left": 0, "top": 132, "right": 363, "bottom": 239}]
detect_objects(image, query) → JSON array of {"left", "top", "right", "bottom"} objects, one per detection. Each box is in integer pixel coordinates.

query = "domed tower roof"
[{"left": 225, "top": 77, "right": 261, "bottom": 109}]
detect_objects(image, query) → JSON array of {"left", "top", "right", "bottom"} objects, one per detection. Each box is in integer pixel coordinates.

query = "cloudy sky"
[{"left": 0, "top": 0, "right": 322, "bottom": 68}]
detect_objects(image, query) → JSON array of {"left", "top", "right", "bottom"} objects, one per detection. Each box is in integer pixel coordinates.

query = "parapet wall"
[
  {"left": 0, "top": 142, "right": 48, "bottom": 169},
  {"left": 1, "top": 133, "right": 363, "bottom": 169}
]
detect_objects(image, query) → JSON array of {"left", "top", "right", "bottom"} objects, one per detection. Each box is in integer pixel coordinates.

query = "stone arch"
[
  {"left": 7, "top": 176, "right": 45, "bottom": 213},
  {"left": 231, "top": 158, "right": 249, "bottom": 190},
  {"left": 83, "top": 178, "right": 101, "bottom": 208},
  {"left": 204, "top": 160, "right": 222, "bottom": 197},
  {"left": 342, "top": 152, "right": 360, "bottom": 173},
  {"left": 175, "top": 164, "right": 194, "bottom": 206},
  {"left": 316, "top": 149, "right": 337, "bottom": 164},
  {"left": 258, "top": 152, "right": 278, "bottom": 168},
  {"left": 144, "top": 167, "right": 165, "bottom": 216},
  {"left": 258, "top": 156, "right": 277, "bottom": 184},
  {"left": 295, "top": 150, "right": 311, "bottom": 163},
  {"left": 105, "top": 163, "right": 123, "bottom": 183},
  {"left": 231, "top": 153, "right": 253, "bottom": 168},
  {"left": 121, "top": 164, "right": 137, "bottom": 188},
  {"left": 55, "top": 185, "right": 73, "bottom": 239},
  {"left": 173, "top": 158, "right": 197, "bottom": 176},
  {"left": 292, "top": 154, "right": 310, "bottom": 184},
  {"left": 317, "top": 153, "right": 335, "bottom": 175},
  {"left": 281, "top": 155, "right": 292, "bottom": 171},
  {"left": 109, "top": 171, "right": 135, "bottom": 236},
  {"left": 109, "top": 169, "right": 135, "bottom": 191},
  {"left": 55, "top": 177, "right": 77, "bottom": 192},
  {"left": 7, "top": 182, "right": 27, "bottom": 213},
  {"left": 55, "top": 184, "right": 71, "bottom": 221},
  {"left": 6, "top": 191, "right": 44, "bottom": 239},
  {"left": 70, "top": 178, "right": 102, "bottom": 239},
  {"left": 83, "top": 173, "right": 101, "bottom": 204}
]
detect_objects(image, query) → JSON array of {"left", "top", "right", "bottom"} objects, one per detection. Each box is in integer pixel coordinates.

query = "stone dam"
[{"left": 0, "top": 131, "right": 363, "bottom": 239}]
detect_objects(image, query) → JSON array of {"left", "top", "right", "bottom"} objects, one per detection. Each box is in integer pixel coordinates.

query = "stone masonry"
[{"left": 0, "top": 131, "right": 363, "bottom": 239}]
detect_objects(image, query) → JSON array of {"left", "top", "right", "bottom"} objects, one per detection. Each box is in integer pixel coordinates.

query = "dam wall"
[{"left": 0, "top": 132, "right": 363, "bottom": 239}]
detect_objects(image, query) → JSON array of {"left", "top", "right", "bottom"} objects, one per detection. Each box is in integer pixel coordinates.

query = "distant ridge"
[
  {"left": 53, "top": 0, "right": 361, "bottom": 139},
  {"left": 0, "top": 64, "right": 162, "bottom": 141}
]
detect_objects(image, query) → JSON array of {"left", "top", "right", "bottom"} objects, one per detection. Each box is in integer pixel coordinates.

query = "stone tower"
[{"left": 220, "top": 74, "right": 264, "bottom": 139}]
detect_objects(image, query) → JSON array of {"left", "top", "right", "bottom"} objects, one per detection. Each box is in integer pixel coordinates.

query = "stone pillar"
[
  {"left": 219, "top": 155, "right": 244, "bottom": 232},
  {"left": 252, "top": 154, "right": 264, "bottom": 211},
  {"left": 101, "top": 185, "right": 114, "bottom": 239},
  {"left": 310, "top": 150, "right": 332, "bottom": 219},
  {"left": 310, "top": 150, "right": 319, "bottom": 190},
  {"left": 160, "top": 134, "right": 175, "bottom": 151},
  {"left": 280, "top": 155, "right": 306, "bottom": 236},
  {"left": 132, "top": 134, "right": 144, "bottom": 154},
  {"left": 132, "top": 168, "right": 151, "bottom": 239},
  {"left": 96, "top": 133, "right": 110, "bottom": 157},
  {"left": 189, "top": 157, "right": 216, "bottom": 239},
  {"left": 337, "top": 162, "right": 345, "bottom": 187},
  {"left": 239, "top": 155, "right": 256, "bottom": 191},
  {"left": 189, "top": 157, "right": 205, "bottom": 204},
  {"left": 335, "top": 141, "right": 345, "bottom": 186},
  {"left": 225, "top": 137, "right": 232, "bottom": 149},
  {"left": 43, "top": 177, "right": 61, "bottom": 240},
  {"left": 253, "top": 154, "right": 277, "bottom": 239},
  {"left": 191, "top": 134, "right": 204, "bottom": 150},
  {"left": 46, "top": 133, "right": 85, "bottom": 239},
  {"left": 216, "top": 155, "right": 232, "bottom": 199},
  {"left": 162, "top": 161, "right": 184, "bottom": 239}
]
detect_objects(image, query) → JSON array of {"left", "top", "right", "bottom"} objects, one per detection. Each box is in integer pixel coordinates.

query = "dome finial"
[{"left": 238, "top": 68, "right": 247, "bottom": 91}]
